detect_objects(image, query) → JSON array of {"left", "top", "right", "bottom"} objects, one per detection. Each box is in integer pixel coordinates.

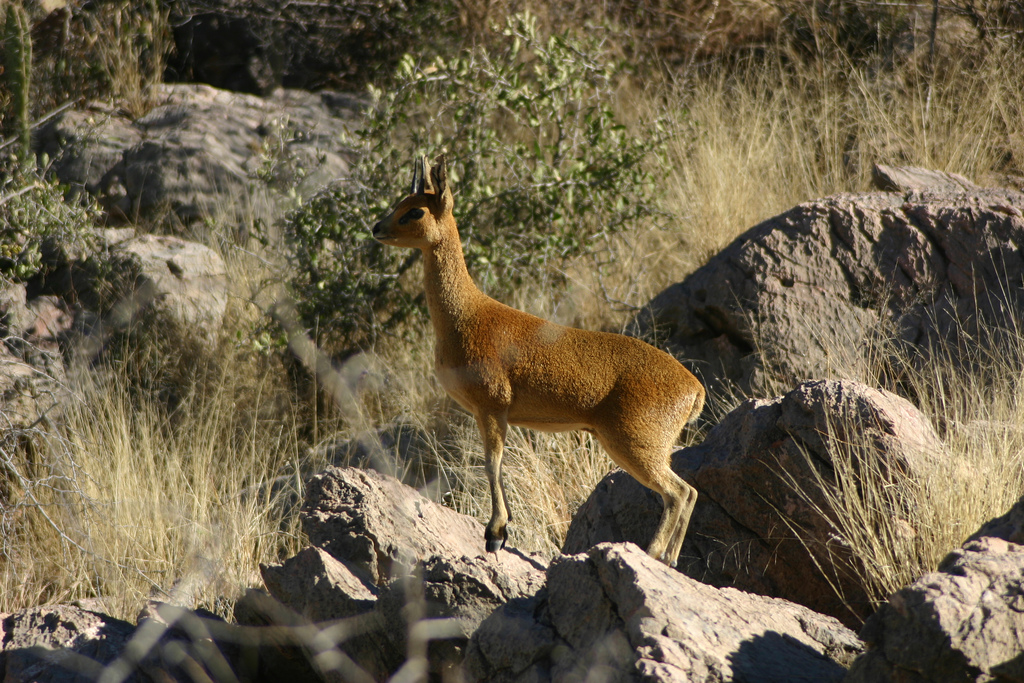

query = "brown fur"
[{"left": 372, "top": 154, "right": 705, "bottom": 565}]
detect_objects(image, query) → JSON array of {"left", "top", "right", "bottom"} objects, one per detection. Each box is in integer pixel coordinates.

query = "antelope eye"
[{"left": 399, "top": 208, "right": 425, "bottom": 224}]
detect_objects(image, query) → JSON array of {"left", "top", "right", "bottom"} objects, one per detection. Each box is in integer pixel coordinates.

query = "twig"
[{"left": 0, "top": 99, "right": 80, "bottom": 151}]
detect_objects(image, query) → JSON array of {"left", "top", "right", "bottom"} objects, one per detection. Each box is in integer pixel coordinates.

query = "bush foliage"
[
  {"left": 281, "top": 13, "right": 671, "bottom": 357},
  {"left": 0, "top": 168, "right": 100, "bottom": 283}
]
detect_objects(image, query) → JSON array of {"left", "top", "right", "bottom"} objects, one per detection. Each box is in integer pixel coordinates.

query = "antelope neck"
[{"left": 422, "top": 222, "right": 480, "bottom": 330}]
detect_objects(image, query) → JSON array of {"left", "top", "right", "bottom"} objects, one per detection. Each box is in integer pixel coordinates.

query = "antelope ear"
[{"left": 431, "top": 154, "right": 453, "bottom": 213}]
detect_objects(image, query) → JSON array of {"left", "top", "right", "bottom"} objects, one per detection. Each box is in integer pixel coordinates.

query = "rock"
[
  {"left": 466, "top": 542, "right": 863, "bottom": 683},
  {"left": 37, "top": 105, "right": 144, "bottom": 207},
  {"left": 564, "top": 379, "right": 945, "bottom": 626},
  {"left": 968, "top": 493, "right": 1024, "bottom": 546},
  {"left": 301, "top": 466, "right": 497, "bottom": 586},
  {"left": 0, "top": 605, "right": 138, "bottom": 683},
  {"left": 0, "top": 601, "right": 306, "bottom": 682},
  {"left": 871, "top": 163, "right": 981, "bottom": 193},
  {"left": 845, "top": 536, "right": 1024, "bottom": 682},
  {"left": 262, "top": 467, "right": 548, "bottom": 679},
  {"left": 260, "top": 546, "right": 380, "bottom": 623},
  {"left": 634, "top": 187, "right": 1024, "bottom": 398},
  {"left": 0, "top": 341, "right": 65, "bottom": 433},
  {"left": 38, "top": 83, "right": 362, "bottom": 224},
  {"left": 69, "top": 234, "right": 229, "bottom": 349},
  {"left": 105, "top": 234, "right": 228, "bottom": 332}
]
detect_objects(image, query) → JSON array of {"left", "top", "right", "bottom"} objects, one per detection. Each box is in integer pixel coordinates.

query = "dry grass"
[
  {"left": 770, "top": 305, "right": 1024, "bottom": 614},
  {"left": 649, "top": 44, "right": 1024, "bottom": 280},
  {"left": 0, "top": 350, "right": 312, "bottom": 621}
]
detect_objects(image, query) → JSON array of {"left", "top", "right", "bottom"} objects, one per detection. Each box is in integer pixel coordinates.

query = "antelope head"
[{"left": 372, "top": 154, "right": 454, "bottom": 249}]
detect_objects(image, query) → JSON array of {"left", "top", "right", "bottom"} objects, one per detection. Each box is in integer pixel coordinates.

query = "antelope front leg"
[{"left": 477, "top": 411, "right": 510, "bottom": 552}]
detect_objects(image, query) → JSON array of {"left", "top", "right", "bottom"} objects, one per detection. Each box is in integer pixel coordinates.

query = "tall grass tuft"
[{"left": 775, "top": 307, "right": 1024, "bottom": 614}]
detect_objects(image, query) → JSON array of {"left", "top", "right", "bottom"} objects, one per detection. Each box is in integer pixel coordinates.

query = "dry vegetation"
[{"left": 2, "top": 0, "right": 1024, "bottom": 627}]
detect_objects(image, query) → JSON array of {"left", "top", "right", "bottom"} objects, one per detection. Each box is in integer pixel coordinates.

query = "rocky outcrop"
[
  {"left": 466, "top": 542, "right": 863, "bottom": 683},
  {"left": 258, "top": 466, "right": 548, "bottom": 679},
  {"left": 39, "top": 84, "right": 362, "bottom": 223},
  {"left": 634, "top": 185, "right": 1024, "bottom": 398},
  {"left": 299, "top": 466, "right": 498, "bottom": 585},
  {"left": 845, "top": 536, "right": 1024, "bottom": 682},
  {"left": 564, "top": 379, "right": 945, "bottom": 626}
]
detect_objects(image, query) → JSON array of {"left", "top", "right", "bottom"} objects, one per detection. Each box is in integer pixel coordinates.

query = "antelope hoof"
[{"left": 484, "top": 527, "right": 507, "bottom": 553}]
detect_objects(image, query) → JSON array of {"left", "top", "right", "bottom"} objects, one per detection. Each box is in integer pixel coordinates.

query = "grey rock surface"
[
  {"left": 634, "top": 188, "right": 1024, "bottom": 399},
  {"left": 871, "top": 163, "right": 981, "bottom": 193},
  {"left": 466, "top": 542, "right": 862, "bottom": 683},
  {"left": 100, "top": 233, "right": 229, "bottom": 334},
  {"left": 564, "top": 379, "right": 945, "bottom": 626},
  {"left": 260, "top": 546, "right": 380, "bottom": 623},
  {"left": 301, "top": 466, "right": 499, "bottom": 586},
  {"left": 845, "top": 536, "right": 1024, "bottom": 682},
  {"left": 0, "top": 605, "right": 138, "bottom": 683},
  {"left": 39, "top": 83, "right": 362, "bottom": 223}
]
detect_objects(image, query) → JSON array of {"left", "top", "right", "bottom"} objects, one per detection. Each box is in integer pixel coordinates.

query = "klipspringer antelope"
[{"left": 372, "top": 154, "right": 705, "bottom": 566}]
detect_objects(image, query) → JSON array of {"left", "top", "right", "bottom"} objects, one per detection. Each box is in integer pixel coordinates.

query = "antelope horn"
[{"left": 410, "top": 156, "right": 426, "bottom": 195}]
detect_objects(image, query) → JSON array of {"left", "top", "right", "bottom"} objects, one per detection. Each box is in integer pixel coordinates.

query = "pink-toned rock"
[{"left": 466, "top": 543, "right": 862, "bottom": 682}]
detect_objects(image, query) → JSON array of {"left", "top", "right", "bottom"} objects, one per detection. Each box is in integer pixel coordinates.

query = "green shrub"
[
  {"left": 280, "top": 12, "right": 672, "bottom": 357},
  {"left": 0, "top": 166, "right": 100, "bottom": 283}
]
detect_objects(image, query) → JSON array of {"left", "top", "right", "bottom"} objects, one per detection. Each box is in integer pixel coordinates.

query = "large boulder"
[
  {"left": 466, "top": 542, "right": 863, "bottom": 683},
  {"left": 845, "top": 536, "right": 1024, "bottom": 682},
  {"left": 564, "top": 379, "right": 945, "bottom": 626},
  {"left": 634, "top": 184, "right": 1024, "bottom": 398},
  {"left": 38, "top": 83, "right": 362, "bottom": 223}
]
